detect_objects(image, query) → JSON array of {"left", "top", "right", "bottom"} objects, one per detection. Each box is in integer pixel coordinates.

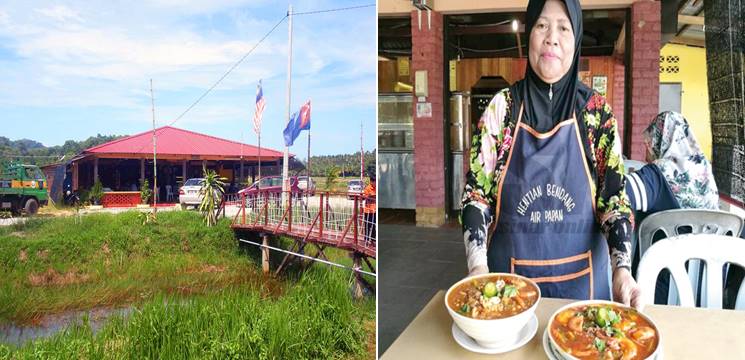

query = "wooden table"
[{"left": 382, "top": 291, "right": 745, "bottom": 359}]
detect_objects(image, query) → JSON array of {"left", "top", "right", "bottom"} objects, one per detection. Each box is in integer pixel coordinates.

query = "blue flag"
[{"left": 283, "top": 100, "right": 311, "bottom": 146}]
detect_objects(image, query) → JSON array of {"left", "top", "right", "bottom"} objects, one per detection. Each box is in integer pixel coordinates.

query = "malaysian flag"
[{"left": 253, "top": 80, "right": 265, "bottom": 135}]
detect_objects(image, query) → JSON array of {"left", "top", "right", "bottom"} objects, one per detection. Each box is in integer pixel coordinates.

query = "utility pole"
[
  {"left": 150, "top": 79, "right": 157, "bottom": 212},
  {"left": 282, "top": 4, "right": 293, "bottom": 205}
]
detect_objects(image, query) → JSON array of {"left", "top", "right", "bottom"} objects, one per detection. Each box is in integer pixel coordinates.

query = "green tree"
[
  {"left": 199, "top": 166, "right": 226, "bottom": 226},
  {"left": 325, "top": 166, "right": 339, "bottom": 190}
]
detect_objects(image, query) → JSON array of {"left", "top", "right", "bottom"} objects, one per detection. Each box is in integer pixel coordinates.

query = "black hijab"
[{"left": 510, "top": 0, "right": 593, "bottom": 132}]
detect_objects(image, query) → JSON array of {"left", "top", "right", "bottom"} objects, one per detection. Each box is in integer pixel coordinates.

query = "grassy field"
[
  {"left": 313, "top": 177, "right": 370, "bottom": 194},
  {"left": 0, "top": 211, "right": 375, "bottom": 359}
]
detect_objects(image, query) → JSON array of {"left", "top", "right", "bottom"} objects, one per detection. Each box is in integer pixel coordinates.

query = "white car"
[
  {"left": 347, "top": 179, "right": 364, "bottom": 199},
  {"left": 179, "top": 178, "right": 205, "bottom": 208},
  {"left": 297, "top": 176, "right": 316, "bottom": 195}
]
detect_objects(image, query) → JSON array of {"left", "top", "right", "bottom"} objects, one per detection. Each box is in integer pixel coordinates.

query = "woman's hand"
[
  {"left": 612, "top": 267, "right": 643, "bottom": 310},
  {"left": 467, "top": 265, "right": 489, "bottom": 278}
]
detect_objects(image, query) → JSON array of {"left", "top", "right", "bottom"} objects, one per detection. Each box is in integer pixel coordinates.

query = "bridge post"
[
  {"left": 288, "top": 191, "right": 292, "bottom": 233},
  {"left": 353, "top": 195, "right": 358, "bottom": 246},
  {"left": 262, "top": 234, "right": 270, "bottom": 274},
  {"left": 319, "top": 193, "right": 324, "bottom": 238},
  {"left": 353, "top": 253, "right": 363, "bottom": 299},
  {"left": 241, "top": 193, "right": 246, "bottom": 224}
]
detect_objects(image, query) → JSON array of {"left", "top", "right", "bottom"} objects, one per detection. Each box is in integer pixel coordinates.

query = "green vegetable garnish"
[
  {"left": 608, "top": 309, "right": 620, "bottom": 325},
  {"left": 502, "top": 285, "right": 518, "bottom": 298},
  {"left": 483, "top": 282, "right": 498, "bottom": 298},
  {"left": 459, "top": 304, "right": 470, "bottom": 314},
  {"left": 596, "top": 307, "right": 609, "bottom": 327},
  {"left": 594, "top": 337, "right": 606, "bottom": 352}
]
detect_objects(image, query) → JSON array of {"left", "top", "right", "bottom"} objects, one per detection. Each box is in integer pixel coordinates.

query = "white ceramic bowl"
[
  {"left": 547, "top": 300, "right": 662, "bottom": 360},
  {"left": 445, "top": 273, "right": 541, "bottom": 349}
]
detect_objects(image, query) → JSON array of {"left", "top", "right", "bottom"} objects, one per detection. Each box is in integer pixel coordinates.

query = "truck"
[{"left": 0, "top": 162, "right": 48, "bottom": 215}]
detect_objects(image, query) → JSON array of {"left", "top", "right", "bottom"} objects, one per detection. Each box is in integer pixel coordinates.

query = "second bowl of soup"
[
  {"left": 547, "top": 300, "right": 661, "bottom": 360},
  {"left": 445, "top": 273, "right": 541, "bottom": 348}
]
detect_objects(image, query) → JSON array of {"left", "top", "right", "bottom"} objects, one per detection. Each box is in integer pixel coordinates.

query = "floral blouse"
[{"left": 461, "top": 88, "right": 634, "bottom": 273}]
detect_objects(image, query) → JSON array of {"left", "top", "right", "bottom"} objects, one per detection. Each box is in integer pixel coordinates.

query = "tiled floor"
[{"left": 378, "top": 220, "right": 466, "bottom": 355}]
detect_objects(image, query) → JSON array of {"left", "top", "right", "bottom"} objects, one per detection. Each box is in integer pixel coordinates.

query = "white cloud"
[
  {"left": 144, "top": 0, "right": 270, "bottom": 15},
  {"left": 0, "top": 0, "right": 375, "bottom": 149},
  {"left": 34, "top": 5, "right": 83, "bottom": 24}
]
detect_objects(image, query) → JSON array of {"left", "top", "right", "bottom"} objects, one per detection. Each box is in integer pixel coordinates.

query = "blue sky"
[{"left": 0, "top": 1, "right": 376, "bottom": 158}]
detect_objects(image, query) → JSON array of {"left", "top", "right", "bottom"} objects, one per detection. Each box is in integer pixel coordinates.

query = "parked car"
[
  {"left": 179, "top": 178, "right": 205, "bottom": 209},
  {"left": 347, "top": 179, "right": 364, "bottom": 199},
  {"left": 238, "top": 176, "right": 301, "bottom": 197},
  {"left": 297, "top": 176, "right": 316, "bottom": 196}
]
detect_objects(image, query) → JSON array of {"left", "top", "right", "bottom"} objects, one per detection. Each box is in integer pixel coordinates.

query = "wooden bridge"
[{"left": 229, "top": 190, "right": 375, "bottom": 296}]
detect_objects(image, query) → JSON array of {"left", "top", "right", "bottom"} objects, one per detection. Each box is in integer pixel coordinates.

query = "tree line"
[
  {"left": 0, "top": 134, "right": 376, "bottom": 177},
  {"left": 302, "top": 151, "right": 376, "bottom": 177},
  {"left": 0, "top": 134, "right": 125, "bottom": 167}
]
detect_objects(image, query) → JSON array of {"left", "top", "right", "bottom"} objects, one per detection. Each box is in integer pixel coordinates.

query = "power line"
[
  {"left": 167, "top": 3, "right": 373, "bottom": 127},
  {"left": 168, "top": 14, "right": 288, "bottom": 127},
  {"left": 293, "top": 4, "right": 375, "bottom": 16}
]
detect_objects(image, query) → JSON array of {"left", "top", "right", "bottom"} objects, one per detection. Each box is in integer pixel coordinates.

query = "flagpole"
[
  {"left": 151, "top": 79, "right": 157, "bottom": 211},
  {"left": 360, "top": 120, "right": 363, "bottom": 184},
  {"left": 258, "top": 131, "right": 261, "bottom": 187},
  {"left": 282, "top": 3, "right": 293, "bottom": 205},
  {"left": 240, "top": 131, "right": 244, "bottom": 186},
  {"left": 307, "top": 127, "right": 311, "bottom": 199}
]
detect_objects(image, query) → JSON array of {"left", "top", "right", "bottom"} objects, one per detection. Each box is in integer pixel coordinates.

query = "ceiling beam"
[
  {"left": 379, "top": 0, "right": 639, "bottom": 16},
  {"left": 451, "top": 24, "right": 525, "bottom": 35},
  {"left": 670, "top": 35, "right": 705, "bottom": 47},
  {"left": 379, "top": 27, "right": 413, "bottom": 37},
  {"left": 678, "top": 14, "right": 704, "bottom": 26},
  {"left": 613, "top": 23, "right": 626, "bottom": 58}
]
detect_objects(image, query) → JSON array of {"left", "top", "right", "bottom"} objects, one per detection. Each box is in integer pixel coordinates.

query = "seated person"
[
  {"left": 625, "top": 111, "right": 719, "bottom": 214},
  {"left": 624, "top": 111, "right": 719, "bottom": 304}
]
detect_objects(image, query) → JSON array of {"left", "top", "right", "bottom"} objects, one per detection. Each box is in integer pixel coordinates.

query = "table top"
[{"left": 381, "top": 290, "right": 745, "bottom": 359}]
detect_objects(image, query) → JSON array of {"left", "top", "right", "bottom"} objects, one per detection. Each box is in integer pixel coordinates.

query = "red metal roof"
[{"left": 84, "top": 126, "right": 286, "bottom": 159}]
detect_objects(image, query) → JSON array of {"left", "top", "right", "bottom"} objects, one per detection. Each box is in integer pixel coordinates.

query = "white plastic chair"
[
  {"left": 637, "top": 234, "right": 745, "bottom": 310},
  {"left": 623, "top": 159, "right": 646, "bottom": 174},
  {"left": 635, "top": 209, "right": 744, "bottom": 307},
  {"left": 166, "top": 185, "right": 174, "bottom": 202}
]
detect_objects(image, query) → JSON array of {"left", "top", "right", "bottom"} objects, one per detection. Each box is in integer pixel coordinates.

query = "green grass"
[
  {"left": 0, "top": 211, "right": 261, "bottom": 323},
  {"left": 0, "top": 211, "right": 375, "bottom": 359},
  {"left": 0, "top": 268, "right": 372, "bottom": 360}
]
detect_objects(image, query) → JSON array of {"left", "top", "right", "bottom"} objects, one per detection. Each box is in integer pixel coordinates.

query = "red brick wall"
[
  {"left": 627, "top": 0, "right": 661, "bottom": 160},
  {"left": 411, "top": 10, "right": 446, "bottom": 225},
  {"left": 612, "top": 59, "right": 625, "bottom": 146}
]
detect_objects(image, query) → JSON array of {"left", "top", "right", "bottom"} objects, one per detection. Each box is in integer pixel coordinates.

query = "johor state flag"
[{"left": 283, "top": 99, "right": 311, "bottom": 146}]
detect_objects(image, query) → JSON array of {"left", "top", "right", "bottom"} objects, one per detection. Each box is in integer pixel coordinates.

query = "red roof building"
[{"left": 67, "top": 126, "right": 289, "bottom": 202}]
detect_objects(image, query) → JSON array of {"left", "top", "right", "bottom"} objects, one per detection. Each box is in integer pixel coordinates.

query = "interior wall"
[
  {"left": 659, "top": 43, "right": 712, "bottom": 160},
  {"left": 378, "top": 58, "right": 413, "bottom": 93}
]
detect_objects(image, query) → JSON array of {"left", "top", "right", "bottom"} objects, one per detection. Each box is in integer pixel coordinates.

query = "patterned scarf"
[{"left": 643, "top": 111, "right": 719, "bottom": 209}]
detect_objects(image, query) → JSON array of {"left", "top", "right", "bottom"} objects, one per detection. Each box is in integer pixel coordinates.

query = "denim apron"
[{"left": 487, "top": 105, "right": 611, "bottom": 300}]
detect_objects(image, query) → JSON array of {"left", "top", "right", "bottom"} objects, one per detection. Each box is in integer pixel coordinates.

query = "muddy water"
[{"left": 0, "top": 306, "right": 134, "bottom": 346}]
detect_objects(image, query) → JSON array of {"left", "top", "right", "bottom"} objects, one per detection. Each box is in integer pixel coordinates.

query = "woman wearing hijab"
[
  {"left": 461, "top": 0, "right": 641, "bottom": 308},
  {"left": 625, "top": 111, "right": 719, "bottom": 214},
  {"left": 625, "top": 111, "right": 719, "bottom": 305}
]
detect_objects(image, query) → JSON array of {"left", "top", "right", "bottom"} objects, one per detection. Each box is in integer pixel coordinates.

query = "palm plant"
[
  {"left": 89, "top": 180, "right": 104, "bottom": 205},
  {"left": 325, "top": 166, "right": 339, "bottom": 190},
  {"left": 140, "top": 179, "right": 152, "bottom": 204},
  {"left": 198, "top": 166, "right": 226, "bottom": 226}
]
